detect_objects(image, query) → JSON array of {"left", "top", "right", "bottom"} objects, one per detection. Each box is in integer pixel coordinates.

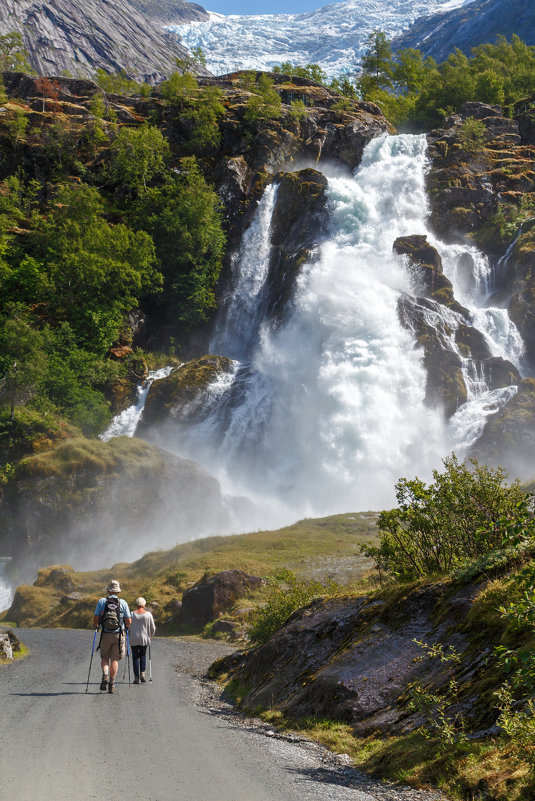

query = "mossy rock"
[
  {"left": 2, "top": 435, "right": 229, "bottom": 588},
  {"left": 138, "top": 355, "right": 235, "bottom": 431},
  {"left": 470, "top": 378, "right": 535, "bottom": 474}
]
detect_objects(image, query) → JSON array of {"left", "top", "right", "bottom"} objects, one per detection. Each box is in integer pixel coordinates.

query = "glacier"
[{"left": 167, "top": 0, "right": 476, "bottom": 78}]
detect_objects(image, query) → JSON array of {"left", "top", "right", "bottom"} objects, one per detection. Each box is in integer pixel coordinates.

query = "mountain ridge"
[
  {"left": 392, "top": 0, "right": 535, "bottom": 61},
  {"left": 0, "top": 0, "right": 210, "bottom": 82}
]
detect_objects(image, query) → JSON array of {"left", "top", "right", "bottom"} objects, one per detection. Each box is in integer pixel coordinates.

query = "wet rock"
[
  {"left": 138, "top": 355, "right": 235, "bottom": 433},
  {"left": 393, "top": 235, "right": 467, "bottom": 314},
  {"left": 470, "top": 378, "right": 535, "bottom": 472},
  {"left": 265, "top": 169, "right": 329, "bottom": 322},
  {"left": 181, "top": 569, "right": 264, "bottom": 626}
]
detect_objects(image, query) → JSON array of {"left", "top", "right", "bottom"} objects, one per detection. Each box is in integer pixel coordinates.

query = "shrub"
[
  {"left": 362, "top": 454, "right": 527, "bottom": 581},
  {"left": 458, "top": 116, "right": 487, "bottom": 153},
  {"left": 247, "top": 569, "right": 338, "bottom": 645}
]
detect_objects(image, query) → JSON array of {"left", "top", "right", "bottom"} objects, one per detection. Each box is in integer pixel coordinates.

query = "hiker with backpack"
[
  {"left": 93, "top": 580, "right": 131, "bottom": 694},
  {"left": 129, "top": 596, "right": 155, "bottom": 684}
]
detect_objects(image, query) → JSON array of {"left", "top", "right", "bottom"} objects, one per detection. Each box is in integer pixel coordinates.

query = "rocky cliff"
[
  {"left": 425, "top": 100, "right": 535, "bottom": 464},
  {"left": 393, "top": 0, "right": 535, "bottom": 62},
  {"left": 0, "top": 0, "right": 208, "bottom": 82}
]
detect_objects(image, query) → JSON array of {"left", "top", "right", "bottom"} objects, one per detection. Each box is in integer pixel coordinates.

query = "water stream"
[{"left": 106, "top": 133, "right": 523, "bottom": 523}]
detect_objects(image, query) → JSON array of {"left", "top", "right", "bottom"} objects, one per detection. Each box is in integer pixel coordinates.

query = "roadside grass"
[{"left": 226, "top": 702, "right": 535, "bottom": 801}]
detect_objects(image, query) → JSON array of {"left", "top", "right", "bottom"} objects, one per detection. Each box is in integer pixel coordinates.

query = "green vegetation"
[
  {"left": 0, "top": 73, "right": 226, "bottom": 446},
  {"left": 247, "top": 569, "right": 339, "bottom": 645},
  {"left": 357, "top": 32, "right": 535, "bottom": 129},
  {"left": 0, "top": 32, "right": 33, "bottom": 73},
  {"left": 362, "top": 454, "right": 526, "bottom": 580}
]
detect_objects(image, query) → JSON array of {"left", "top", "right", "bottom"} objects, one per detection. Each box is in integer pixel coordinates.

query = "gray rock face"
[
  {"left": 0, "top": 0, "right": 209, "bottom": 83},
  {"left": 212, "top": 581, "right": 490, "bottom": 735},
  {"left": 392, "top": 0, "right": 535, "bottom": 62},
  {"left": 128, "top": 0, "right": 208, "bottom": 24}
]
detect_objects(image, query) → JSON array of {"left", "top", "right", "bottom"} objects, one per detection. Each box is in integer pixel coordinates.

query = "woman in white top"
[{"left": 129, "top": 596, "right": 156, "bottom": 684}]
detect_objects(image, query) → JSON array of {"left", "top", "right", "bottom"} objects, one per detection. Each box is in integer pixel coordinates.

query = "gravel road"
[{"left": 0, "top": 629, "right": 444, "bottom": 801}]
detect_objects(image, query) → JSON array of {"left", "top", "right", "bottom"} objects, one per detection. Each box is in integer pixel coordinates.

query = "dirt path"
[{"left": 0, "top": 629, "right": 444, "bottom": 801}]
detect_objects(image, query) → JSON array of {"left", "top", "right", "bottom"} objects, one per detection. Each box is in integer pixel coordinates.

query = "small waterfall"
[
  {"left": 211, "top": 183, "right": 279, "bottom": 361},
  {"left": 151, "top": 134, "right": 524, "bottom": 518},
  {"left": 100, "top": 366, "right": 175, "bottom": 442},
  {"left": 0, "top": 558, "right": 13, "bottom": 612}
]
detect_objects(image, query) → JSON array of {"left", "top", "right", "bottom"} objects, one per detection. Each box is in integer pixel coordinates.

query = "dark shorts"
[{"left": 99, "top": 631, "right": 125, "bottom": 661}]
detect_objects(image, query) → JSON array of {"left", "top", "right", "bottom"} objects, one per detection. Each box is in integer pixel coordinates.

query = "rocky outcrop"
[
  {"left": 211, "top": 580, "right": 493, "bottom": 735},
  {"left": 393, "top": 234, "right": 467, "bottom": 314},
  {"left": 265, "top": 169, "right": 329, "bottom": 322},
  {"left": 181, "top": 569, "right": 264, "bottom": 626},
  {"left": 1, "top": 436, "right": 229, "bottom": 586},
  {"left": 138, "top": 355, "right": 235, "bottom": 433},
  {"left": 426, "top": 102, "right": 535, "bottom": 245},
  {"left": 395, "top": 236, "right": 520, "bottom": 418},
  {"left": 470, "top": 378, "right": 535, "bottom": 473},
  {"left": 0, "top": 0, "right": 209, "bottom": 83}
]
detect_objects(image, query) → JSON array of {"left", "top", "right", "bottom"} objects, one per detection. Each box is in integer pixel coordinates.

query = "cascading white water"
[
  {"left": 100, "top": 366, "right": 175, "bottom": 442},
  {"left": 133, "top": 134, "right": 523, "bottom": 520},
  {"left": 0, "top": 558, "right": 12, "bottom": 612}
]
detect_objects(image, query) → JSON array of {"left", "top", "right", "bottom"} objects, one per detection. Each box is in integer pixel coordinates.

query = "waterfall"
[
  {"left": 0, "top": 558, "right": 12, "bottom": 612},
  {"left": 138, "top": 134, "right": 524, "bottom": 520},
  {"left": 100, "top": 366, "right": 175, "bottom": 442}
]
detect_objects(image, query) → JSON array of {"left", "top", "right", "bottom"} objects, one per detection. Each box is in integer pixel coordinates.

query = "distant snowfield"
[{"left": 167, "top": 0, "right": 475, "bottom": 78}]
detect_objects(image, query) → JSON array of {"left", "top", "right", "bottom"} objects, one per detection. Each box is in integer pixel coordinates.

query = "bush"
[
  {"left": 247, "top": 569, "right": 338, "bottom": 645},
  {"left": 458, "top": 116, "right": 487, "bottom": 153},
  {"left": 363, "top": 454, "right": 527, "bottom": 581}
]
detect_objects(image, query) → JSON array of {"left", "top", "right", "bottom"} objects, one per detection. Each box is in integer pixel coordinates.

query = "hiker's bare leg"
[{"left": 109, "top": 659, "right": 119, "bottom": 680}]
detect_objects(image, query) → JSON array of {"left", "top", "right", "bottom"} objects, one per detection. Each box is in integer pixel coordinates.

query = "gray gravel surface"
[{"left": 0, "top": 629, "right": 445, "bottom": 801}]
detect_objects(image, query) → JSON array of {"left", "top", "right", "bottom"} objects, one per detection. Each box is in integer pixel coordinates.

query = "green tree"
[
  {"left": 244, "top": 74, "right": 281, "bottom": 122},
  {"left": 0, "top": 312, "right": 47, "bottom": 419},
  {"left": 363, "top": 454, "right": 527, "bottom": 581},
  {"left": 358, "top": 29, "right": 394, "bottom": 97},
  {"left": 458, "top": 116, "right": 487, "bottom": 153},
  {"left": 132, "top": 158, "right": 225, "bottom": 329},
  {"left": 94, "top": 68, "right": 149, "bottom": 97},
  {"left": 0, "top": 32, "right": 33, "bottom": 72},
  {"left": 109, "top": 124, "right": 170, "bottom": 193},
  {"left": 38, "top": 183, "right": 161, "bottom": 349}
]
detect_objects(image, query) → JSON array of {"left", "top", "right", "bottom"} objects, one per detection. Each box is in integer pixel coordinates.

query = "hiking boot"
[
  {"left": 100, "top": 677, "right": 108, "bottom": 691},
  {"left": 133, "top": 675, "right": 139, "bottom": 684},
  {"left": 140, "top": 672, "right": 146, "bottom": 683},
  {"left": 108, "top": 682, "right": 115, "bottom": 694}
]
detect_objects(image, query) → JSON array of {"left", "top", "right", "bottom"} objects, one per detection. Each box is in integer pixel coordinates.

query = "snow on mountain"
[{"left": 167, "top": 0, "right": 475, "bottom": 78}]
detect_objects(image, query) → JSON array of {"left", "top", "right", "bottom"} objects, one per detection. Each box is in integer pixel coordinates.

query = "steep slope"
[
  {"left": 128, "top": 0, "right": 208, "bottom": 24},
  {"left": 393, "top": 0, "right": 535, "bottom": 62},
  {"left": 0, "top": 0, "right": 209, "bottom": 82}
]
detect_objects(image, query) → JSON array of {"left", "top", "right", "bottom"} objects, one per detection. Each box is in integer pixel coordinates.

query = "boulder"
[
  {"left": 36, "top": 566, "right": 75, "bottom": 594},
  {"left": 138, "top": 355, "right": 235, "bottom": 433},
  {"left": 393, "top": 234, "right": 467, "bottom": 314},
  {"left": 0, "top": 631, "right": 12, "bottom": 660},
  {"left": 181, "top": 569, "right": 264, "bottom": 626}
]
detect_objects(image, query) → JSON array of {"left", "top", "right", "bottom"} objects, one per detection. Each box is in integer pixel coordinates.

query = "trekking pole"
[
  {"left": 85, "top": 628, "right": 98, "bottom": 693},
  {"left": 127, "top": 628, "right": 131, "bottom": 688},
  {"left": 149, "top": 642, "right": 152, "bottom": 682}
]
